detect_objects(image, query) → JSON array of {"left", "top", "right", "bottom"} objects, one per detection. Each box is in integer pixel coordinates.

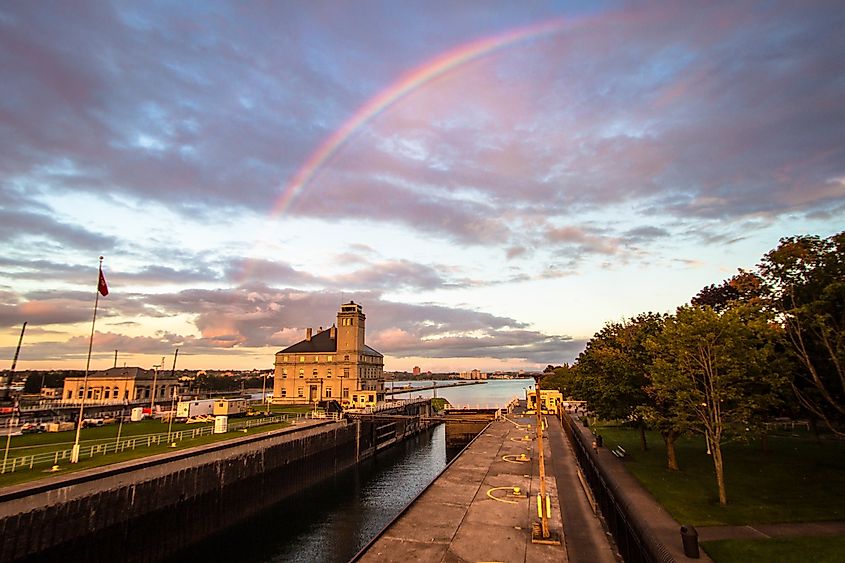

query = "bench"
[{"left": 611, "top": 445, "right": 627, "bottom": 459}]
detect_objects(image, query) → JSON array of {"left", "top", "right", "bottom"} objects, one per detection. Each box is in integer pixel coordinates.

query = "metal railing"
[
  {"left": 561, "top": 411, "right": 674, "bottom": 563},
  {"left": 1, "top": 415, "right": 294, "bottom": 475}
]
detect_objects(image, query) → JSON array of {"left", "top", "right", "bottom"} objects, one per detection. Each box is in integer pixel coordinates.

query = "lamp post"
[
  {"left": 115, "top": 399, "right": 128, "bottom": 450},
  {"left": 149, "top": 363, "right": 161, "bottom": 418},
  {"left": 167, "top": 391, "right": 177, "bottom": 444},
  {"left": 262, "top": 371, "right": 269, "bottom": 416}
]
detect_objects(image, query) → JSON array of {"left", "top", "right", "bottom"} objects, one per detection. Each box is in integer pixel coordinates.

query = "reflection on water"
[{"left": 172, "top": 425, "right": 447, "bottom": 563}]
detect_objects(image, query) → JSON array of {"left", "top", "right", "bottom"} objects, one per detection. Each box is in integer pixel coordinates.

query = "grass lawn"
[
  {"left": 701, "top": 536, "right": 845, "bottom": 563},
  {"left": 593, "top": 424, "right": 845, "bottom": 526},
  {"left": 0, "top": 418, "right": 291, "bottom": 489}
]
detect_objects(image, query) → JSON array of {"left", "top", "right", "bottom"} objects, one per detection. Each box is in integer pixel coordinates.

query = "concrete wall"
[{"left": 0, "top": 401, "right": 433, "bottom": 563}]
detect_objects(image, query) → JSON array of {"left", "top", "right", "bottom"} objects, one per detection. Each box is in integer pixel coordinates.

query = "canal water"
[{"left": 176, "top": 378, "right": 531, "bottom": 563}]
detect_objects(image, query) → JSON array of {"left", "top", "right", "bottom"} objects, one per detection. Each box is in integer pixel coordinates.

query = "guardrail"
[
  {"left": 561, "top": 411, "right": 674, "bottom": 563},
  {"left": 0, "top": 414, "right": 298, "bottom": 475}
]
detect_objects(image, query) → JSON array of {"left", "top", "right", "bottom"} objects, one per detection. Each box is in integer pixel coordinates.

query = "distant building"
[
  {"left": 412, "top": 366, "right": 421, "bottom": 376},
  {"left": 273, "top": 302, "right": 384, "bottom": 407},
  {"left": 40, "top": 387, "right": 62, "bottom": 399},
  {"left": 458, "top": 369, "right": 487, "bottom": 380},
  {"left": 527, "top": 389, "right": 563, "bottom": 413},
  {"left": 62, "top": 367, "right": 179, "bottom": 404}
]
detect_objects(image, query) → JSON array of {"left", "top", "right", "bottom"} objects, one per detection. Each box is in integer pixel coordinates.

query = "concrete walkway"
[
  {"left": 545, "top": 415, "right": 618, "bottom": 563},
  {"left": 357, "top": 413, "right": 568, "bottom": 562}
]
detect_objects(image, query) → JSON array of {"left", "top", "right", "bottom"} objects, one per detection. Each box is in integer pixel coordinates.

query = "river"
[{"left": 176, "top": 378, "right": 532, "bottom": 563}]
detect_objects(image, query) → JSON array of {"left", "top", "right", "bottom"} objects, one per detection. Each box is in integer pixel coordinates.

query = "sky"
[{"left": 1, "top": 1, "right": 844, "bottom": 373}]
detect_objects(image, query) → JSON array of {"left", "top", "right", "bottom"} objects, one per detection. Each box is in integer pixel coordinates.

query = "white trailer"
[
  {"left": 176, "top": 399, "right": 216, "bottom": 420},
  {"left": 213, "top": 398, "right": 249, "bottom": 417}
]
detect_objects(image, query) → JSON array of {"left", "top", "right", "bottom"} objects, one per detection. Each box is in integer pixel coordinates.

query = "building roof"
[
  {"left": 277, "top": 328, "right": 382, "bottom": 357},
  {"left": 67, "top": 367, "right": 177, "bottom": 380}
]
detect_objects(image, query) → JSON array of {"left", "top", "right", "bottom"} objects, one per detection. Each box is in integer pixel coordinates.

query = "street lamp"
[
  {"left": 149, "top": 363, "right": 161, "bottom": 417},
  {"left": 262, "top": 370, "right": 269, "bottom": 416}
]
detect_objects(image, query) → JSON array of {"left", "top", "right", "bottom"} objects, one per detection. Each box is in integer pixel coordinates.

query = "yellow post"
[{"left": 536, "top": 376, "right": 549, "bottom": 539}]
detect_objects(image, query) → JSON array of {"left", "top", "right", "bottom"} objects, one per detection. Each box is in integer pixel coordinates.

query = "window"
[
  {"left": 104, "top": 389, "right": 110, "bottom": 399},
  {"left": 316, "top": 355, "right": 320, "bottom": 362},
  {"left": 282, "top": 368, "right": 288, "bottom": 378},
  {"left": 283, "top": 355, "right": 288, "bottom": 362},
  {"left": 299, "top": 369, "right": 304, "bottom": 378},
  {"left": 326, "top": 388, "right": 332, "bottom": 398},
  {"left": 299, "top": 356, "right": 305, "bottom": 363},
  {"left": 327, "top": 369, "right": 332, "bottom": 378},
  {"left": 344, "top": 368, "right": 349, "bottom": 377},
  {"left": 343, "top": 388, "right": 349, "bottom": 398},
  {"left": 113, "top": 386, "right": 119, "bottom": 397},
  {"left": 281, "top": 389, "right": 287, "bottom": 397},
  {"left": 67, "top": 390, "right": 72, "bottom": 399},
  {"left": 312, "top": 368, "right": 318, "bottom": 377},
  {"left": 327, "top": 355, "right": 333, "bottom": 362},
  {"left": 344, "top": 355, "right": 349, "bottom": 361},
  {"left": 297, "top": 387, "right": 304, "bottom": 397}
]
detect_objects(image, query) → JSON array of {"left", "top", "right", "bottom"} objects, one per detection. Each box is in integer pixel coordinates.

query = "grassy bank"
[
  {"left": 701, "top": 536, "right": 845, "bottom": 563},
  {"left": 592, "top": 424, "right": 845, "bottom": 526}
]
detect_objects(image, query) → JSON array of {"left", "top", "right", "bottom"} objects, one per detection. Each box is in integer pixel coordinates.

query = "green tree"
[
  {"left": 573, "top": 312, "right": 666, "bottom": 451},
  {"left": 757, "top": 232, "right": 845, "bottom": 435},
  {"left": 648, "top": 305, "right": 786, "bottom": 505}
]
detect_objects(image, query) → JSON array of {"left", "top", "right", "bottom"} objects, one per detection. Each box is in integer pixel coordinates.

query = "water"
[
  {"left": 388, "top": 377, "right": 534, "bottom": 408},
  {"left": 181, "top": 378, "right": 531, "bottom": 562}
]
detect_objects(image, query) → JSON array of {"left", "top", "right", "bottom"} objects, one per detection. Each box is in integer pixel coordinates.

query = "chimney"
[
  {"left": 330, "top": 324, "right": 336, "bottom": 339},
  {"left": 306, "top": 328, "right": 312, "bottom": 341}
]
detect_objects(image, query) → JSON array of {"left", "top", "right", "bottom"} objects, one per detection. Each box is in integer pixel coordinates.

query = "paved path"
[
  {"left": 545, "top": 415, "right": 618, "bottom": 563},
  {"left": 697, "top": 521, "right": 845, "bottom": 542}
]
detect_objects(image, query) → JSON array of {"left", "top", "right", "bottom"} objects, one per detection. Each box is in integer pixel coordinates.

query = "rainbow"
[{"left": 270, "top": 17, "right": 569, "bottom": 218}]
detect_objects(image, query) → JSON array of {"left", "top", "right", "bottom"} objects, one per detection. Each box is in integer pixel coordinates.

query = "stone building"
[
  {"left": 62, "top": 366, "right": 179, "bottom": 404},
  {"left": 273, "top": 302, "right": 384, "bottom": 407}
]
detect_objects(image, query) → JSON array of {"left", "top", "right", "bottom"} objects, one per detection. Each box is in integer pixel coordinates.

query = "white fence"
[{"left": 0, "top": 414, "right": 303, "bottom": 475}]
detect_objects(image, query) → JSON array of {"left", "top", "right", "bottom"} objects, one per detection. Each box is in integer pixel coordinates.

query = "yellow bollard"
[{"left": 536, "top": 494, "right": 543, "bottom": 518}]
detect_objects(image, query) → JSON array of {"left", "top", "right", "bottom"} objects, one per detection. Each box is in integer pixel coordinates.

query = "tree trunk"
[
  {"left": 711, "top": 437, "right": 728, "bottom": 505},
  {"left": 809, "top": 418, "right": 821, "bottom": 443},
  {"left": 639, "top": 423, "right": 648, "bottom": 451},
  {"left": 665, "top": 432, "right": 679, "bottom": 471}
]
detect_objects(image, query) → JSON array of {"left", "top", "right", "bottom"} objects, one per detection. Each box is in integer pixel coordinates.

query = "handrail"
[{"left": 1, "top": 414, "right": 294, "bottom": 475}]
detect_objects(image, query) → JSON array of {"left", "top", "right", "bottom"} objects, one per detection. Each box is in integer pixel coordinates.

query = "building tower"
[{"left": 336, "top": 301, "right": 365, "bottom": 355}]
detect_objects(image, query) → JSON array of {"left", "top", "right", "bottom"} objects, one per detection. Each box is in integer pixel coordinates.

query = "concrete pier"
[{"left": 357, "top": 412, "right": 571, "bottom": 562}]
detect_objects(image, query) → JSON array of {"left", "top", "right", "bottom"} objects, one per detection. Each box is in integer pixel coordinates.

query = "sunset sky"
[{"left": 2, "top": 1, "right": 843, "bottom": 372}]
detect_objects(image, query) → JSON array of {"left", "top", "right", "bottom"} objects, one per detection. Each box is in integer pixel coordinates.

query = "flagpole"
[{"left": 71, "top": 256, "right": 104, "bottom": 464}]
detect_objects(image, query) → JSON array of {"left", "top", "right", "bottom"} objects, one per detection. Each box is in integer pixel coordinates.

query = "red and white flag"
[{"left": 98, "top": 268, "right": 109, "bottom": 296}]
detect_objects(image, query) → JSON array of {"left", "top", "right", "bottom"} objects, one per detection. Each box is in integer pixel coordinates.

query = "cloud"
[{"left": 2, "top": 2, "right": 843, "bottom": 369}]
